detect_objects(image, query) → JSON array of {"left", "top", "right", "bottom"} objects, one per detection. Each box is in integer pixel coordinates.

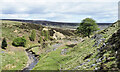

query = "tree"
[
  {"left": 77, "top": 18, "right": 99, "bottom": 37},
  {"left": 1, "top": 38, "right": 7, "bottom": 49},
  {"left": 12, "top": 37, "right": 26, "bottom": 47},
  {"left": 29, "top": 29, "right": 36, "bottom": 41}
]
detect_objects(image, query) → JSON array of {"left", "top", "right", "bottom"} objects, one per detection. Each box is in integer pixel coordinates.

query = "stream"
[{"left": 22, "top": 48, "right": 40, "bottom": 72}]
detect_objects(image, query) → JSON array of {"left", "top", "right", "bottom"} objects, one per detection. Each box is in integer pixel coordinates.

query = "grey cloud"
[{"left": 1, "top": 1, "right": 118, "bottom": 23}]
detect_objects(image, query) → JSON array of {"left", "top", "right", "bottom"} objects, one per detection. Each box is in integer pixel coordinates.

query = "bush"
[
  {"left": 29, "top": 29, "right": 36, "bottom": 41},
  {"left": 12, "top": 37, "right": 26, "bottom": 47},
  {"left": 1, "top": 38, "right": 7, "bottom": 49},
  {"left": 41, "top": 30, "right": 49, "bottom": 41}
]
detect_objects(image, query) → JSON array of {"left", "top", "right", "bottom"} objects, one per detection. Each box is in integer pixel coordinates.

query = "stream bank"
[{"left": 22, "top": 47, "right": 40, "bottom": 72}]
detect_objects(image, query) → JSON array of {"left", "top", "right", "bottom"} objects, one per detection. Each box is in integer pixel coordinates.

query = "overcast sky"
[{"left": 0, "top": 0, "right": 120, "bottom": 23}]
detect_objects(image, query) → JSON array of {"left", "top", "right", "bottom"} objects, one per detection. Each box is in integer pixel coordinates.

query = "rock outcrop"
[{"left": 53, "top": 30, "right": 66, "bottom": 40}]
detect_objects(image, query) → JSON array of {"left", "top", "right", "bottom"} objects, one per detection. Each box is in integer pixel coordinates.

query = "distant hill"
[{"left": 1, "top": 19, "right": 112, "bottom": 26}]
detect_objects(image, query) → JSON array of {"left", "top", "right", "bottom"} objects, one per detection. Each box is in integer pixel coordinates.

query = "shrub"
[
  {"left": 29, "top": 29, "right": 36, "bottom": 41},
  {"left": 1, "top": 38, "right": 7, "bottom": 49},
  {"left": 38, "top": 36, "right": 43, "bottom": 44},
  {"left": 41, "top": 31, "right": 49, "bottom": 41},
  {"left": 45, "top": 31, "right": 49, "bottom": 41},
  {"left": 41, "top": 31, "right": 45, "bottom": 36},
  {"left": 12, "top": 37, "right": 26, "bottom": 47}
]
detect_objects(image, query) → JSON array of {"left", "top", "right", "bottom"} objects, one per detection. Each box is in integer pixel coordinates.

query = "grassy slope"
[
  {"left": 1, "top": 20, "right": 28, "bottom": 70},
  {"left": 1, "top": 20, "right": 76, "bottom": 70},
  {"left": 33, "top": 37, "right": 96, "bottom": 70},
  {"left": 65, "top": 21, "right": 120, "bottom": 70},
  {"left": 1, "top": 20, "right": 119, "bottom": 70},
  {"left": 1, "top": 20, "right": 42, "bottom": 70},
  {"left": 1, "top": 20, "right": 47, "bottom": 70},
  {"left": 95, "top": 27, "right": 120, "bottom": 70},
  {"left": 33, "top": 21, "right": 119, "bottom": 70},
  {"left": 1, "top": 49, "right": 28, "bottom": 70}
]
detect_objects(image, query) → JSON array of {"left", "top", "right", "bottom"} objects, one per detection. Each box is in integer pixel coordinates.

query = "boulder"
[
  {"left": 42, "top": 28, "right": 49, "bottom": 31},
  {"left": 14, "top": 30, "right": 18, "bottom": 33},
  {"left": 53, "top": 30, "right": 66, "bottom": 40}
]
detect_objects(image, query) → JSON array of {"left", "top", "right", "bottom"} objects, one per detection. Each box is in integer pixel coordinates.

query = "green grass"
[
  {"left": 33, "top": 46, "right": 67, "bottom": 70},
  {"left": 1, "top": 20, "right": 44, "bottom": 70},
  {"left": 32, "top": 38, "right": 97, "bottom": 70},
  {"left": 2, "top": 27, "right": 17, "bottom": 40},
  {"left": 1, "top": 20, "right": 29, "bottom": 70},
  {"left": 62, "top": 38, "right": 96, "bottom": 70},
  {"left": 1, "top": 49, "right": 28, "bottom": 70}
]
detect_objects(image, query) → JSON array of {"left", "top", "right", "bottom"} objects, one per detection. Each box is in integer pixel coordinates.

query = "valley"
[{"left": 0, "top": 20, "right": 120, "bottom": 71}]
